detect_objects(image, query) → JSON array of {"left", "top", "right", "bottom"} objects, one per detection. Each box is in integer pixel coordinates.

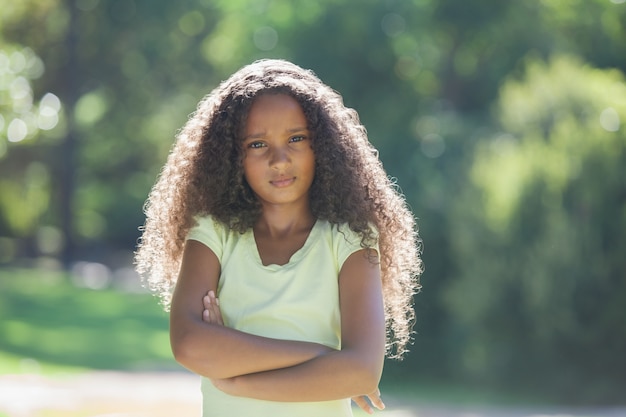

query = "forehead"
[
  {"left": 248, "top": 93, "right": 304, "bottom": 115},
  {"left": 245, "top": 93, "right": 307, "bottom": 131}
]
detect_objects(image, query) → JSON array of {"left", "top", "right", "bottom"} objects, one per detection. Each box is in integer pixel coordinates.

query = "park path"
[{"left": 1, "top": 371, "right": 625, "bottom": 417}]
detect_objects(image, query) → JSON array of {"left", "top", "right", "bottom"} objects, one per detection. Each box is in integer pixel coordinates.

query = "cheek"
[
  {"left": 241, "top": 157, "right": 251, "bottom": 179},
  {"left": 242, "top": 157, "right": 262, "bottom": 182}
]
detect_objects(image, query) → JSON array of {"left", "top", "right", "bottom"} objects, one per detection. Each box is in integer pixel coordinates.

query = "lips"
[{"left": 270, "top": 177, "right": 295, "bottom": 188}]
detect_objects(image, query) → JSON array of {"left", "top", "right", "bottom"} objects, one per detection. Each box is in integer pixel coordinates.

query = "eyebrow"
[{"left": 244, "top": 127, "right": 309, "bottom": 140}]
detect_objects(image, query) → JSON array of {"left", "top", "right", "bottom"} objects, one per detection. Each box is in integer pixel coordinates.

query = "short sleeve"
[
  {"left": 186, "top": 215, "right": 226, "bottom": 259},
  {"left": 335, "top": 223, "right": 379, "bottom": 269}
]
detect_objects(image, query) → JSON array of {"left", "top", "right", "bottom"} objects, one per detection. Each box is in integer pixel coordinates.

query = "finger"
[
  {"left": 368, "top": 389, "right": 385, "bottom": 410},
  {"left": 351, "top": 396, "right": 373, "bottom": 415},
  {"left": 207, "top": 291, "right": 224, "bottom": 325},
  {"left": 211, "top": 291, "right": 219, "bottom": 306},
  {"left": 204, "top": 305, "right": 220, "bottom": 324},
  {"left": 213, "top": 300, "right": 224, "bottom": 326},
  {"left": 202, "top": 294, "right": 212, "bottom": 323},
  {"left": 202, "top": 293, "right": 218, "bottom": 324}
]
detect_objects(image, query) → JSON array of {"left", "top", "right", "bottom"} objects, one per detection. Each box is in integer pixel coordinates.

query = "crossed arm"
[{"left": 169, "top": 240, "right": 386, "bottom": 412}]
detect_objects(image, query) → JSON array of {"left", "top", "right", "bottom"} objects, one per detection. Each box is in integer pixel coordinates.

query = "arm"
[
  {"left": 203, "top": 290, "right": 385, "bottom": 414},
  {"left": 169, "top": 239, "right": 333, "bottom": 379},
  {"left": 212, "top": 248, "right": 387, "bottom": 402}
]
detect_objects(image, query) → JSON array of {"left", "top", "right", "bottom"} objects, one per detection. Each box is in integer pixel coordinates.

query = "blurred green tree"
[{"left": 446, "top": 55, "right": 626, "bottom": 403}]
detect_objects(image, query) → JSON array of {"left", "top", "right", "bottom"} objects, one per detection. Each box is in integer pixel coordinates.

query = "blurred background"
[{"left": 1, "top": 0, "right": 625, "bottom": 416}]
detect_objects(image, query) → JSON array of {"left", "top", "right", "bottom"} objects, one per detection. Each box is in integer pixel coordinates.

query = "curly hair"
[{"left": 135, "top": 59, "right": 422, "bottom": 358}]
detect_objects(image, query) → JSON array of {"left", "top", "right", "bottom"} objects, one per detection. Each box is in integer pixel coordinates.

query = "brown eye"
[
  {"left": 248, "top": 141, "right": 266, "bottom": 149},
  {"left": 289, "top": 135, "right": 307, "bottom": 143}
]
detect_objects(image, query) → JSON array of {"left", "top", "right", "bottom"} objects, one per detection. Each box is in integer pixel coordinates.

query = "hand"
[
  {"left": 352, "top": 388, "right": 385, "bottom": 414},
  {"left": 202, "top": 290, "right": 224, "bottom": 325}
]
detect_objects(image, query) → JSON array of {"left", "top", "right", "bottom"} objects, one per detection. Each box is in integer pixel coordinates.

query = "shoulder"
[
  {"left": 187, "top": 215, "right": 234, "bottom": 258},
  {"left": 188, "top": 215, "right": 227, "bottom": 238},
  {"left": 317, "top": 220, "right": 379, "bottom": 267},
  {"left": 325, "top": 221, "right": 378, "bottom": 248}
]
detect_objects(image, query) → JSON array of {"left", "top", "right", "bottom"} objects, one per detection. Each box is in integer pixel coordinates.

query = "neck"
[{"left": 255, "top": 204, "right": 315, "bottom": 238}]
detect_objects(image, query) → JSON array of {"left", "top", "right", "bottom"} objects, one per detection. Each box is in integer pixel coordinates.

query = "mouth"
[{"left": 270, "top": 177, "right": 295, "bottom": 188}]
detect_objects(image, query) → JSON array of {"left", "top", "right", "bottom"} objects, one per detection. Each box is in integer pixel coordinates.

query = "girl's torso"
[{"left": 187, "top": 217, "right": 366, "bottom": 417}]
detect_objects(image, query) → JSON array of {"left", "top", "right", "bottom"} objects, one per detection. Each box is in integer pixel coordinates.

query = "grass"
[
  {"left": 2, "top": 268, "right": 621, "bottom": 417},
  {"left": 0, "top": 267, "right": 178, "bottom": 374}
]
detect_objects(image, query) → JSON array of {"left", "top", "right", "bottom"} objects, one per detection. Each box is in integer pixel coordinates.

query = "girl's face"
[{"left": 242, "top": 93, "right": 315, "bottom": 210}]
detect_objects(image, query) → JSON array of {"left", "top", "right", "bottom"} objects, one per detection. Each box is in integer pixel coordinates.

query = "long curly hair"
[{"left": 135, "top": 59, "right": 422, "bottom": 358}]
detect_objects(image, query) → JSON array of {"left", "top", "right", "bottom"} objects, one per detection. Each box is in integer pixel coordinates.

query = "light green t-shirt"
[{"left": 187, "top": 216, "right": 374, "bottom": 417}]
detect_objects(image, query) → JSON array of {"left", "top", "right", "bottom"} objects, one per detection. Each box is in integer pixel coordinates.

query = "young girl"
[{"left": 135, "top": 59, "right": 422, "bottom": 417}]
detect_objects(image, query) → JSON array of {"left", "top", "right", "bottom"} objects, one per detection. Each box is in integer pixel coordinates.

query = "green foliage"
[
  {"left": 475, "top": 55, "right": 626, "bottom": 232},
  {"left": 0, "top": 42, "right": 63, "bottom": 239},
  {"left": 447, "top": 55, "right": 626, "bottom": 403}
]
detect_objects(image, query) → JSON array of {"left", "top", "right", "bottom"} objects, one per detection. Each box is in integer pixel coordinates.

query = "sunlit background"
[{"left": 1, "top": 0, "right": 625, "bottom": 416}]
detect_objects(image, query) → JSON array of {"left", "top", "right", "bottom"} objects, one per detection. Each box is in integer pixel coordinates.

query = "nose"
[{"left": 269, "top": 146, "right": 290, "bottom": 168}]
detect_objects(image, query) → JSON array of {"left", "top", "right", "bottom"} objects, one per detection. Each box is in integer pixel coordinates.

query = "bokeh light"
[
  {"left": 599, "top": 107, "right": 620, "bottom": 132},
  {"left": 253, "top": 26, "right": 279, "bottom": 51},
  {"left": 7, "top": 118, "right": 28, "bottom": 142},
  {"left": 0, "top": 47, "right": 60, "bottom": 144},
  {"left": 381, "top": 13, "right": 406, "bottom": 38}
]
